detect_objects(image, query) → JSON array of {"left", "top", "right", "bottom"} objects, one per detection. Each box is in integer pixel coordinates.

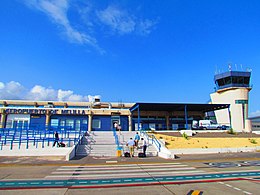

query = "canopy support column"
[{"left": 185, "top": 105, "right": 188, "bottom": 130}]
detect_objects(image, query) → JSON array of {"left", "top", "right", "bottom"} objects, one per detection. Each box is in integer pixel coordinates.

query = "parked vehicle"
[{"left": 198, "top": 120, "right": 222, "bottom": 130}]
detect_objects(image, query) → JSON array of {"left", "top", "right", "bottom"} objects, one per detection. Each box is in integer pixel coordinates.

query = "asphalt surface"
[
  {"left": 0, "top": 152, "right": 259, "bottom": 195},
  {"left": 0, "top": 152, "right": 260, "bottom": 166}
]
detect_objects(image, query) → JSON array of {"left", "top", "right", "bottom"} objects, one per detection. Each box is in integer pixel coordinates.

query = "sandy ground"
[{"left": 152, "top": 132, "right": 260, "bottom": 149}]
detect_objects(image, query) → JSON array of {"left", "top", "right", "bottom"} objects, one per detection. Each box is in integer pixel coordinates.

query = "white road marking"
[
  {"left": 145, "top": 178, "right": 153, "bottom": 181},
  {"left": 53, "top": 167, "right": 196, "bottom": 174},
  {"left": 42, "top": 182, "right": 51, "bottom": 185},
  {"left": 79, "top": 181, "right": 88, "bottom": 184},
  {"left": 219, "top": 181, "right": 253, "bottom": 195},
  {"left": 30, "top": 182, "right": 40, "bottom": 185},
  {"left": 18, "top": 182, "right": 27, "bottom": 185},
  {"left": 54, "top": 182, "right": 64, "bottom": 184},
  {"left": 243, "top": 191, "right": 252, "bottom": 195},
  {"left": 4, "top": 183, "right": 15, "bottom": 185}
]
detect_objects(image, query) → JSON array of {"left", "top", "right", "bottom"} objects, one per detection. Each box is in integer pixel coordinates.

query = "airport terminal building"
[
  {"left": 0, "top": 100, "right": 229, "bottom": 132},
  {"left": 0, "top": 70, "right": 254, "bottom": 132}
]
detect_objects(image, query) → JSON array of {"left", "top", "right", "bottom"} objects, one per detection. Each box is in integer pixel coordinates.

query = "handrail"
[
  {"left": 113, "top": 128, "right": 121, "bottom": 150},
  {"left": 140, "top": 129, "right": 161, "bottom": 152}
]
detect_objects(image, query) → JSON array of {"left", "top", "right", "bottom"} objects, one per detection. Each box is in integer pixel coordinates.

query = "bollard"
[
  {"left": 116, "top": 150, "right": 122, "bottom": 157},
  {"left": 116, "top": 146, "right": 122, "bottom": 157}
]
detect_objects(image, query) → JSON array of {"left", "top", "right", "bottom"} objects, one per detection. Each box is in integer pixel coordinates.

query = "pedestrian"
[
  {"left": 117, "top": 124, "right": 122, "bottom": 134},
  {"left": 134, "top": 132, "right": 140, "bottom": 147},
  {"left": 141, "top": 137, "right": 148, "bottom": 157},
  {"left": 53, "top": 131, "right": 60, "bottom": 147},
  {"left": 126, "top": 138, "right": 135, "bottom": 157},
  {"left": 114, "top": 122, "right": 118, "bottom": 131}
]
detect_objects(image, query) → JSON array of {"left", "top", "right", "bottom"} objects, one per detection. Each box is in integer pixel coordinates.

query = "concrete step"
[{"left": 76, "top": 131, "right": 158, "bottom": 157}]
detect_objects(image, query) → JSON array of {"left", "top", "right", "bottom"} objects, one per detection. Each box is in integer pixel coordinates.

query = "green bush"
[
  {"left": 227, "top": 128, "right": 236, "bottom": 135},
  {"left": 249, "top": 139, "right": 257, "bottom": 144},
  {"left": 182, "top": 132, "right": 188, "bottom": 140}
]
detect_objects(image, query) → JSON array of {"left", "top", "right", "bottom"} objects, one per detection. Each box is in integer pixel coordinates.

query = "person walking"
[
  {"left": 53, "top": 131, "right": 60, "bottom": 147},
  {"left": 134, "top": 132, "right": 140, "bottom": 148},
  {"left": 117, "top": 124, "right": 122, "bottom": 134},
  {"left": 127, "top": 138, "right": 135, "bottom": 157},
  {"left": 141, "top": 137, "right": 148, "bottom": 157},
  {"left": 114, "top": 122, "right": 118, "bottom": 131}
]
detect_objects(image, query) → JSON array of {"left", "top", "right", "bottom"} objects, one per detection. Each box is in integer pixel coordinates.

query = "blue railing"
[
  {"left": 140, "top": 129, "right": 161, "bottom": 152},
  {"left": 113, "top": 128, "right": 121, "bottom": 151},
  {"left": 0, "top": 126, "right": 83, "bottom": 150}
]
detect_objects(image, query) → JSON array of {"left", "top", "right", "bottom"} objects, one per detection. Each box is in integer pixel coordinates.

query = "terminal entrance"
[{"left": 111, "top": 115, "right": 120, "bottom": 130}]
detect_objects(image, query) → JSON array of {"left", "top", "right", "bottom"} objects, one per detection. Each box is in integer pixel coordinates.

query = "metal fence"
[{"left": 0, "top": 126, "right": 84, "bottom": 150}]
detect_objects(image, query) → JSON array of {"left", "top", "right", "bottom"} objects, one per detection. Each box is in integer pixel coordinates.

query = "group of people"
[{"left": 126, "top": 132, "right": 147, "bottom": 157}]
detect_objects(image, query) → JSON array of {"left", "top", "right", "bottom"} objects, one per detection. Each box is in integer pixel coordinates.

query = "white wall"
[{"left": 210, "top": 88, "right": 251, "bottom": 132}]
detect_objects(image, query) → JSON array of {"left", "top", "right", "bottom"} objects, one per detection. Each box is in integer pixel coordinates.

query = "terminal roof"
[{"left": 130, "top": 103, "right": 230, "bottom": 112}]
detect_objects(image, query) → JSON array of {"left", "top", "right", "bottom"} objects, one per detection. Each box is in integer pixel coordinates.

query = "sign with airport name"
[
  {"left": 235, "top": 100, "right": 248, "bottom": 104},
  {"left": 4, "top": 108, "right": 88, "bottom": 115}
]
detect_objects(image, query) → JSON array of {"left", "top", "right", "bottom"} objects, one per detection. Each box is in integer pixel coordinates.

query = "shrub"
[
  {"left": 227, "top": 128, "right": 236, "bottom": 135},
  {"left": 249, "top": 139, "right": 257, "bottom": 144},
  {"left": 182, "top": 132, "right": 188, "bottom": 140}
]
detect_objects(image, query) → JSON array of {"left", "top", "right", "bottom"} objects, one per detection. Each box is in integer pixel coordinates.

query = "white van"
[{"left": 198, "top": 120, "right": 222, "bottom": 130}]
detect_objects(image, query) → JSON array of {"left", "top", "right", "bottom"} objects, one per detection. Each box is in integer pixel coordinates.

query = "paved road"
[{"left": 0, "top": 153, "right": 260, "bottom": 194}]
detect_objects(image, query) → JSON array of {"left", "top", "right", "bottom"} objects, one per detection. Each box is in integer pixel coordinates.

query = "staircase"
[
  {"left": 76, "top": 132, "right": 117, "bottom": 157},
  {"left": 75, "top": 135, "right": 94, "bottom": 156},
  {"left": 76, "top": 131, "right": 158, "bottom": 157}
]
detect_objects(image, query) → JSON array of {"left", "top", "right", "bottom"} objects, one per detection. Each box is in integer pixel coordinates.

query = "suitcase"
[
  {"left": 59, "top": 142, "right": 65, "bottom": 147},
  {"left": 124, "top": 152, "right": 130, "bottom": 157},
  {"left": 138, "top": 153, "right": 146, "bottom": 158}
]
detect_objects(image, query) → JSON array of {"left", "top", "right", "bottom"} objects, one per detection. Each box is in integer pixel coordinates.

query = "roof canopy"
[{"left": 130, "top": 103, "right": 230, "bottom": 113}]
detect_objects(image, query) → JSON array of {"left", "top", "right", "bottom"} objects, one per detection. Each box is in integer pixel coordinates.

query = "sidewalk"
[{"left": 0, "top": 152, "right": 259, "bottom": 166}]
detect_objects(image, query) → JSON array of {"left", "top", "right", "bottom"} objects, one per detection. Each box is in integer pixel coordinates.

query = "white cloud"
[
  {"left": 96, "top": 5, "right": 157, "bottom": 36},
  {"left": 0, "top": 82, "right": 5, "bottom": 90},
  {"left": 137, "top": 19, "right": 158, "bottom": 36},
  {"left": 97, "top": 6, "right": 136, "bottom": 35},
  {"left": 249, "top": 110, "right": 260, "bottom": 118},
  {"left": 29, "top": 85, "right": 57, "bottom": 101},
  {"left": 24, "top": 0, "right": 104, "bottom": 53},
  {"left": 0, "top": 81, "right": 98, "bottom": 102},
  {"left": 0, "top": 81, "right": 26, "bottom": 100},
  {"left": 23, "top": 1, "right": 157, "bottom": 52}
]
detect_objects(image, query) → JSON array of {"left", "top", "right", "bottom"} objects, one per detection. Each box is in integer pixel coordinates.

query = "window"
[
  {"left": 224, "top": 77, "right": 231, "bottom": 85},
  {"left": 217, "top": 79, "right": 224, "bottom": 86},
  {"left": 60, "top": 120, "right": 65, "bottom": 126},
  {"left": 6, "top": 120, "right": 12, "bottom": 128},
  {"left": 82, "top": 120, "right": 88, "bottom": 124},
  {"left": 92, "top": 119, "right": 101, "bottom": 129},
  {"left": 66, "top": 119, "right": 74, "bottom": 129},
  {"left": 51, "top": 119, "right": 59, "bottom": 127},
  {"left": 75, "top": 120, "right": 80, "bottom": 131},
  {"left": 244, "top": 77, "right": 250, "bottom": 85}
]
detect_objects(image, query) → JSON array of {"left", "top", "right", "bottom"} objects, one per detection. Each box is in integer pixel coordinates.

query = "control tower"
[{"left": 210, "top": 69, "right": 252, "bottom": 132}]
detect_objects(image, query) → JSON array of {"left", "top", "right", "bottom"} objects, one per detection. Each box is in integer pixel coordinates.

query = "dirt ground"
[{"left": 152, "top": 132, "right": 260, "bottom": 149}]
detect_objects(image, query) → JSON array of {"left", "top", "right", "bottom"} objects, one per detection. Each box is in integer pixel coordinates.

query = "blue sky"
[{"left": 0, "top": 0, "right": 259, "bottom": 116}]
